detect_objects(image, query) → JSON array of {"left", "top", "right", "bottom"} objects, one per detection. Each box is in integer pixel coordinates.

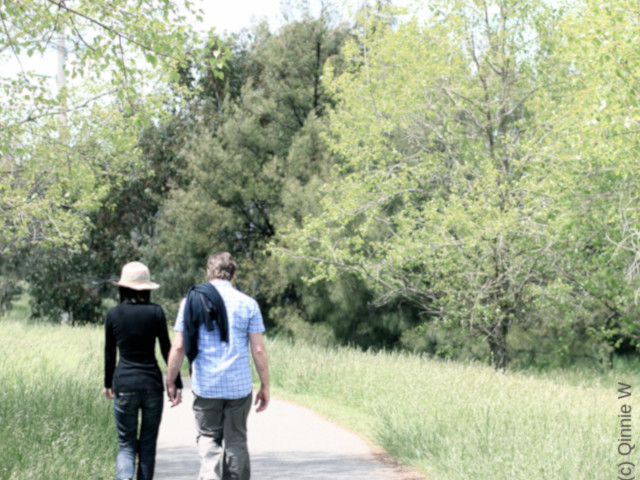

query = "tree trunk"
[
  {"left": 1, "top": 260, "right": 6, "bottom": 317},
  {"left": 488, "top": 320, "right": 509, "bottom": 371}
]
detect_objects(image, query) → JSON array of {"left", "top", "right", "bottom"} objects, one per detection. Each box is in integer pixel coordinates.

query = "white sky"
[
  {"left": 198, "top": 0, "right": 415, "bottom": 33},
  {"left": 195, "top": 0, "right": 305, "bottom": 33},
  {"left": 3, "top": 0, "right": 416, "bottom": 84},
  {"left": 2, "top": 0, "right": 353, "bottom": 79}
]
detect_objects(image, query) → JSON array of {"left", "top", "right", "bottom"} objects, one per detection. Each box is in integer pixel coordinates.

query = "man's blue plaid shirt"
[{"left": 174, "top": 279, "right": 265, "bottom": 399}]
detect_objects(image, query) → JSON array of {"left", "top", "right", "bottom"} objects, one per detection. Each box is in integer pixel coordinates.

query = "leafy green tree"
[
  {"left": 151, "top": 12, "right": 390, "bottom": 340},
  {"left": 0, "top": 0, "right": 218, "bottom": 317},
  {"left": 0, "top": 0, "right": 208, "bottom": 246},
  {"left": 281, "top": 0, "right": 585, "bottom": 369},
  {"left": 552, "top": 0, "right": 640, "bottom": 357},
  {"left": 22, "top": 74, "right": 212, "bottom": 324}
]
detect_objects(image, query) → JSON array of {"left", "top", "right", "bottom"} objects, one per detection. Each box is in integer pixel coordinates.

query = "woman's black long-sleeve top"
[{"left": 104, "top": 301, "right": 182, "bottom": 393}]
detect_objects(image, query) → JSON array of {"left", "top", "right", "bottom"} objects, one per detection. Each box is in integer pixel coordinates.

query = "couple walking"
[{"left": 103, "top": 252, "right": 270, "bottom": 480}]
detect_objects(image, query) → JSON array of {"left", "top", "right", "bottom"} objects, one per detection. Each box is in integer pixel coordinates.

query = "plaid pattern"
[{"left": 174, "top": 280, "right": 265, "bottom": 399}]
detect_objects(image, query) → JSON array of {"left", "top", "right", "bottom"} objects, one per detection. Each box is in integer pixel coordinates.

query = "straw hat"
[{"left": 113, "top": 261, "right": 160, "bottom": 291}]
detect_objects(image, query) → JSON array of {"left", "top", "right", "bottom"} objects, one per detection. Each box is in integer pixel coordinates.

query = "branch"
[
  {"left": 68, "top": 12, "right": 95, "bottom": 53},
  {"left": 0, "top": 10, "right": 24, "bottom": 74},
  {"left": 118, "top": 36, "right": 130, "bottom": 91},
  {"left": 45, "top": 0, "right": 179, "bottom": 61},
  {"left": 17, "top": 89, "right": 117, "bottom": 126}
]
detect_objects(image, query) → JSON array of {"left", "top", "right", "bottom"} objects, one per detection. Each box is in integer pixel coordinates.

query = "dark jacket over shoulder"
[
  {"left": 104, "top": 302, "right": 182, "bottom": 393},
  {"left": 183, "top": 282, "right": 229, "bottom": 366}
]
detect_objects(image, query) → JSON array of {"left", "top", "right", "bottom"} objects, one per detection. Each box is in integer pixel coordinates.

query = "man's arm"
[
  {"left": 249, "top": 332, "right": 270, "bottom": 413},
  {"left": 166, "top": 331, "right": 185, "bottom": 407}
]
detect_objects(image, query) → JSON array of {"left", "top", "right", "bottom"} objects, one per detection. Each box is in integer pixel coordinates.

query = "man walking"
[{"left": 166, "top": 252, "right": 269, "bottom": 480}]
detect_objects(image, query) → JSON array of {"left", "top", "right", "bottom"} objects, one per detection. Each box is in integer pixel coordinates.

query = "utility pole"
[
  {"left": 55, "top": 0, "right": 67, "bottom": 117},
  {"left": 57, "top": 29, "right": 66, "bottom": 92},
  {"left": 55, "top": 1, "right": 72, "bottom": 327}
]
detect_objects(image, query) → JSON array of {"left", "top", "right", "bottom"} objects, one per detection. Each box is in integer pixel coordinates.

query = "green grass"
[
  {"left": 0, "top": 320, "right": 116, "bottom": 480},
  {"left": 0, "top": 296, "right": 185, "bottom": 480},
  {"left": 266, "top": 337, "right": 630, "bottom": 480},
  {"left": 1, "top": 310, "right": 632, "bottom": 480}
]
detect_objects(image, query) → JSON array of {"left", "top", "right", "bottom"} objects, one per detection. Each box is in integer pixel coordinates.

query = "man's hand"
[
  {"left": 254, "top": 385, "right": 270, "bottom": 413},
  {"left": 103, "top": 387, "right": 114, "bottom": 400},
  {"left": 249, "top": 332, "right": 269, "bottom": 413},
  {"left": 167, "top": 382, "right": 182, "bottom": 407}
]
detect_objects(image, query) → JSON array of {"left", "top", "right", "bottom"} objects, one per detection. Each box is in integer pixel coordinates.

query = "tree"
[
  {"left": 0, "top": 0, "right": 209, "bottom": 242},
  {"left": 150, "top": 10, "right": 405, "bottom": 344},
  {"left": 281, "top": 0, "right": 582, "bottom": 369},
  {"left": 0, "top": 0, "right": 218, "bottom": 316},
  {"left": 552, "top": 0, "right": 640, "bottom": 357},
  {"left": 24, "top": 115, "right": 195, "bottom": 323}
]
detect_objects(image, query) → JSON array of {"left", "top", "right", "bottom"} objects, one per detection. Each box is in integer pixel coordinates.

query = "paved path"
[{"left": 155, "top": 385, "right": 424, "bottom": 480}]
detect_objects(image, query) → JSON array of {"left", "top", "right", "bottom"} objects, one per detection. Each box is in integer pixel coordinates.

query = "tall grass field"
[
  {"left": 1, "top": 308, "right": 635, "bottom": 479},
  {"left": 0, "top": 320, "right": 115, "bottom": 479},
  {"left": 267, "top": 338, "right": 634, "bottom": 480}
]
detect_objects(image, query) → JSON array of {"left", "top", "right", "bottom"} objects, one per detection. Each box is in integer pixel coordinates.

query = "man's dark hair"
[
  {"left": 119, "top": 287, "right": 150, "bottom": 304},
  {"left": 206, "top": 252, "right": 236, "bottom": 281}
]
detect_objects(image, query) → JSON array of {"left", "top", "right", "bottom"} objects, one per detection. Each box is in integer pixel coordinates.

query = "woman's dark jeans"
[{"left": 113, "top": 390, "right": 164, "bottom": 480}]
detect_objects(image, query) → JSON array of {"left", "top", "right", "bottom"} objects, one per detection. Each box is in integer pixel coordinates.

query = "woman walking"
[{"left": 104, "top": 261, "right": 181, "bottom": 480}]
